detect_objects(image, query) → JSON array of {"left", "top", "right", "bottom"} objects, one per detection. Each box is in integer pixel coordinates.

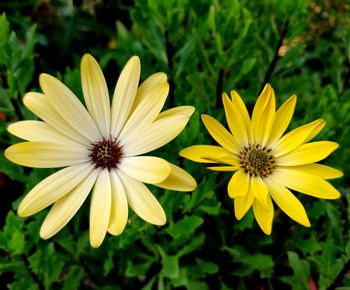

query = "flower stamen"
[{"left": 89, "top": 138, "right": 123, "bottom": 170}]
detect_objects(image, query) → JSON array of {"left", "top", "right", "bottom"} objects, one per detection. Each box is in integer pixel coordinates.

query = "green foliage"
[{"left": 0, "top": 1, "right": 349, "bottom": 289}]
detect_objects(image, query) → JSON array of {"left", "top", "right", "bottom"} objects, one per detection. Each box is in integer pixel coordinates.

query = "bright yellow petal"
[
  {"left": 131, "top": 72, "right": 167, "bottom": 113},
  {"left": 234, "top": 190, "right": 254, "bottom": 220},
  {"left": 17, "top": 163, "right": 93, "bottom": 216},
  {"left": 276, "top": 141, "right": 339, "bottom": 166},
  {"left": 119, "top": 156, "right": 171, "bottom": 184},
  {"left": 5, "top": 141, "right": 89, "bottom": 168},
  {"left": 119, "top": 171, "right": 166, "bottom": 225},
  {"left": 156, "top": 106, "right": 195, "bottom": 120},
  {"left": 264, "top": 176, "right": 310, "bottom": 227},
  {"left": 108, "top": 170, "right": 128, "bottom": 235},
  {"left": 201, "top": 114, "right": 239, "bottom": 153},
  {"left": 228, "top": 170, "right": 250, "bottom": 198},
  {"left": 250, "top": 175, "right": 269, "bottom": 209},
  {"left": 39, "top": 73, "right": 101, "bottom": 142},
  {"left": 23, "top": 92, "right": 89, "bottom": 145},
  {"left": 122, "top": 114, "right": 191, "bottom": 156},
  {"left": 179, "top": 145, "right": 233, "bottom": 163},
  {"left": 154, "top": 163, "right": 197, "bottom": 192},
  {"left": 304, "top": 119, "right": 326, "bottom": 143},
  {"left": 230, "top": 90, "right": 251, "bottom": 135},
  {"left": 207, "top": 166, "right": 240, "bottom": 171},
  {"left": 110, "top": 56, "right": 141, "bottom": 138},
  {"left": 287, "top": 164, "right": 343, "bottom": 179},
  {"left": 119, "top": 83, "right": 169, "bottom": 140},
  {"left": 90, "top": 169, "right": 112, "bottom": 248},
  {"left": 272, "top": 119, "right": 325, "bottom": 157},
  {"left": 81, "top": 54, "right": 110, "bottom": 136},
  {"left": 252, "top": 195, "right": 274, "bottom": 235},
  {"left": 273, "top": 168, "right": 341, "bottom": 199},
  {"left": 40, "top": 169, "right": 98, "bottom": 239},
  {"left": 267, "top": 95, "right": 296, "bottom": 147},
  {"left": 251, "top": 84, "right": 275, "bottom": 145}
]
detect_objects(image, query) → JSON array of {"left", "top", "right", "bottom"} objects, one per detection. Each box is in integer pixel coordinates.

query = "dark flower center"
[
  {"left": 89, "top": 138, "right": 123, "bottom": 170},
  {"left": 239, "top": 144, "right": 275, "bottom": 177}
]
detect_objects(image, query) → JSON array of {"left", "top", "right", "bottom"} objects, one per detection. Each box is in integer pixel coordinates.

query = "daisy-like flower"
[
  {"left": 5, "top": 54, "right": 196, "bottom": 247},
  {"left": 180, "top": 84, "right": 342, "bottom": 234}
]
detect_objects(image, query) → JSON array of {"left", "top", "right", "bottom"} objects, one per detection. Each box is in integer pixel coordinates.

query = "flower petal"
[
  {"left": 228, "top": 170, "right": 250, "bottom": 198},
  {"left": 122, "top": 114, "right": 191, "bottom": 156},
  {"left": 252, "top": 195, "right": 274, "bottom": 235},
  {"left": 222, "top": 93, "right": 249, "bottom": 146},
  {"left": 39, "top": 73, "right": 101, "bottom": 142},
  {"left": 201, "top": 114, "right": 240, "bottom": 153},
  {"left": 234, "top": 190, "right": 254, "bottom": 220},
  {"left": 119, "top": 83, "right": 169, "bottom": 141},
  {"left": 267, "top": 95, "right": 296, "bottom": 147},
  {"left": 23, "top": 92, "right": 89, "bottom": 145},
  {"left": 272, "top": 119, "right": 325, "bottom": 157},
  {"left": 250, "top": 175, "right": 269, "bottom": 209},
  {"left": 251, "top": 84, "right": 275, "bottom": 145},
  {"left": 273, "top": 168, "right": 341, "bottom": 199},
  {"left": 264, "top": 177, "right": 310, "bottom": 227},
  {"left": 180, "top": 145, "right": 233, "bottom": 163},
  {"left": 17, "top": 163, "right": 93, "bottom": 216},
  {"left": 40, "top": 169, "right": 98, "bottom": 239},
  {"left": 108, "top": 170, "right": 128, "bottom": 235},
  {"left": 156, "top": 106, "right": 195, "bottom": 120},
  {"left": 131, "top": 72, "right": 168, "bottom": 113},
  {"left": 276, "top": 141, "right": 339, "bottom": 166},
  {"left": 207, "top": 166, "right": 240, "bottom": 171},
  {"left": 111, "top": 56, "right": 141, "bottom": 138},
  {"left": 8, "top": 120, "right": 85, "bottom": 147},
  {"left": 230, "top": 90, "right": 251, "bottom": 135},
  {"left": 154, "top": 163, "right": 197, "bottom": 191},
  {"left": 119, "top": 156, "right": 171, "bottom": 184},
  {"left": 5, "top": 141, "right": 89, "bottom": 168},
  {"left": 118, "top": 171, "right": 166, "bottom": 225},
  {"left": 287, "top": 164, "right": 343, "bottom": 179},
  {"left": 90, "top": 169, "right": 112, "bottom": 248},
  {"left": 81, "top": 54, "right": 110, "bottom": 137}
]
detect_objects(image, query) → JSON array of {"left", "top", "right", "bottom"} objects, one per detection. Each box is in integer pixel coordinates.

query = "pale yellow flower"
[
  {"left": 5, "top": 54, "right": 196, "bottom": 247},
  {"left": 180, "top": 84, "right": 342, "bottom": 234}
]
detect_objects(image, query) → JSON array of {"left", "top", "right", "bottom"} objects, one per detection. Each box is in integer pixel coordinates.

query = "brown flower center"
[
  {"left": 89, "top": 138, "right": 123, "bottom": 170},
  {"left": 239, "top": 144, "right": 275, "bottom": 177}
]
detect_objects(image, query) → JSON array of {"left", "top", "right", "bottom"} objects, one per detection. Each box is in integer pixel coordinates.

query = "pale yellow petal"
[
  {"left": 287, "top": 164, "right": 343, "bottom": 179},
  {"left": 131, "top": 72, "right": 167, "bottom": 113},
  {"left": 119, "top": 156, "right": 171, "bottom": 184},
  {"left": 156, "top": 106, "right": 195, "bottom": 120},
  {"left": 81, "top": 54, "right": 110, "bottom": 136},
  {"left": 276, "top": 141, "right": 339, "bottom": 166},
  {"left": 111, "top": 56, "right": 141, "bottom": 138},
  {"left": 5, "top": 141, "right": 89, "bottom": 168},
  {"left": 23, "top": 92, "right": 89, "bottom": 145},
  {"left": 119, "top": 171, "right": 166, "bottom": 225},
  {"left": 90, "top": 169, "right": 112, "bottom": 248},
  {"left": 234, "top": 190, "right": 254, "bottom": 220},
  {"left": 179, "top": 145, "right": 233, "bottom": 163},
  {"left": 8, "top": 121, "right": 85, "bottom": 148},
  {"left": 201, "top": 114, "right": 239, "bottom": 153},
  {"left": 154, "top": 163, "right": 197, "bottom": 191},
  {"left": 206, "top": 166, "right": 240, "bottom": 171},
  {"left": 122, "top": 114, "right": 190, "bottom": 156},
  {"left": 108, "top": 170, "right": 128, "bottom": 235},
  {"left": 40, "top": 169, "right": 99, "bottom": 239},
  {"left": 39, "top": 73, "right": 101, "bottom": 142},
  {"left": 251, "top": 84, "right": 275, "bottom": 145},
  {"left": 228, "top": 170, "right": 250, "bottom": 198},
  {"left": 223, "top": 93, "right": 249, "bottom": 146},
  {"left": 18, "top": 163, "right": 93, "bottom": 216},
  {"left": 267, "top": 95, "right": 296, "bottom": 147},
  {"left": 271, "top": 119, "right": 325, "bottom": 157},
  {"left": 252, "top": 195, "right": 274, "bottom": 235},
  {"left": 119, "top": 83, "right": 169, "bottom": 140},
  {"left": 273, "top": 168, "right": 341, "bottom": 199},
  {"left": 250, "top": 175, "right": 269, "bottom": 209},
  {"left": 264, "top": 177, "right": 310, "bottom": 227}
]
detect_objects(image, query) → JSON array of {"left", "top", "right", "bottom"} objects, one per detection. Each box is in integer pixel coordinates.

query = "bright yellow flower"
[
  {"left": 5, "top": 54, "right": 196, "bottom": 247},
  {"left": 180, "top": 84, "right": 342, "bottom": 234}
]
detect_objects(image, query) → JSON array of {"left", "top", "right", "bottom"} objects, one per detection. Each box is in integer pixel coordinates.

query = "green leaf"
[
  {"left": 62, "top": 265, "right": 85, "bottom": 290},
  {"left": 167, "top": 215, "right": 203, "bottom": 239}
]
